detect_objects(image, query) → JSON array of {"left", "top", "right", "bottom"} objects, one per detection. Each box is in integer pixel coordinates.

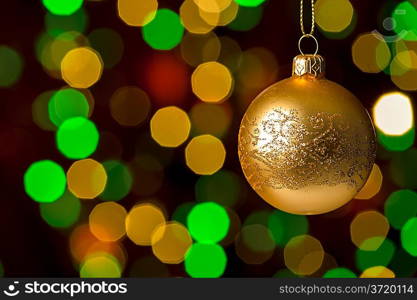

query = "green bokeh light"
[
  {"left": 172, "top": 202, "right": 195, "bottom": 226},
  {"left": 268, "top": 210, "right": 309, "bottom": 247},
  {"left": 42, "top": 0, "right": 84, "bottom": 16},
  {"left": 89, "top": 28, "right": 124, "bottom": 68},
  {"left": 228, "top": 5, "right": 263, "bottom": 31},
  {"left": 377, "top": 127, "right": 415, "bottom": 152},
  {"left": 0, "top": 46, "right": 23, "bottom": 87},
  {"left": 401, "top": 217, "right": 417, "bottom": 256},
  {"left": 80, "top": 254, "right": 121, "bottom": 278},
  {"left": 187, "top": 202, "right": 230, "bottom": 243},
  {"left": 99, "top": 160, "right": 133, "bottom": 201},
  {"left": 389, "top": 248, "right": 417, "bottom": 277},
  {"left": 389, "top": 148, "right": 417, "bottom": 188},
  {"left": 392, "top": 1, "right": 417, "bottom": 41},
  {"left": 355, "top": 238, "right": 396, "bottom": 271},
  {"left": 233, "top": 0, "right": 266, "bottom": 7},
  {"left": 142, "top": 9, "right": 184, "bottom": 50},
  {"left": 240, "top": 224, "right": 275, "bottom": 253},
  {"left": 185, "top": 243, "right": 227, "bottom": 278},
  {"left": 56, "top": 117, "right": 99, "bottom": 159},
  {"left": 45, "top": 8, "right": 88, "bottom": 37},
  {"left": 24, "top": 160, "right": 66, "bottom": 203},
  {"left": 323, "top": 267, "right": 357, "bottom": 278},
  {"left": 384, "top": 189, "right": 417, "bottom": 230},
  {"left": 195, "top": 170, "right": 242, "bottom": 207},
  {"left": 48, "top": 88, "right": 89, "bottom": 126},
  {"left": 244, "top": 210, "right": 271, "bottom": 227},
  {"left": 40, "top": 190, "right": 81, "bottom": 228}
]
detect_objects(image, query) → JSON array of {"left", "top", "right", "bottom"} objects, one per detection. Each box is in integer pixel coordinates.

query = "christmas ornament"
[{"left": 238, "top": 0, "right": 376, "bottom": 215}]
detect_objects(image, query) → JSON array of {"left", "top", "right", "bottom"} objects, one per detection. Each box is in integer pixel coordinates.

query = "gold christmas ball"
[{"left": 238, "top": 55, "right": 376, "bottom": 215}]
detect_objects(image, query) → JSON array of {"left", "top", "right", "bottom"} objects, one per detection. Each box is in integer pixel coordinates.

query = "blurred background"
[{"left": 0, "top": 0, "right": 417, "bottom": 278}]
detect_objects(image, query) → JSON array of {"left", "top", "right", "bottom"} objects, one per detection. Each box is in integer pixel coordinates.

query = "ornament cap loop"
[{"left": 292, "top": 54, "right": 325, "bottom": 78}]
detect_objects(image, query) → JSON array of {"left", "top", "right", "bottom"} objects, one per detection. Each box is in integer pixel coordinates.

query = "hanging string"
[{"left": 300, "top": 0, "right": 315, "bottom": 35}]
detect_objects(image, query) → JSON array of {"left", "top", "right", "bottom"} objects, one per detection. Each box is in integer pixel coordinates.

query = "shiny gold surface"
[{"left": 238, "top": 75, "right": 376, "bottom": 215}]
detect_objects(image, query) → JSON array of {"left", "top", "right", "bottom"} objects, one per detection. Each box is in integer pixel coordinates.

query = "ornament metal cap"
[{"left": 292, "top": 54, "right": 325, "bottom": 78}]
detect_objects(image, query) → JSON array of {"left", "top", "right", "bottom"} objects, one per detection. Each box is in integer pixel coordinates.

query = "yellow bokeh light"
[
  {"left": 391, "top": 51, "right": 417, "bottom": 91},
  {"left": 185, "top": 134, "right": 226, "bottom": 175},
  {"left": 180, "top": 0, "right": 215, "bottom": 35},
  {"left": 151, "top": 221, "right": 192, "bottom": 264},
  {"left": 80, "top": 253, "right": 122, "bottom": 278},
  {"left": 150, "top": 106, "right": 191, "bottom": 148},
  {"left": 194, "top": 0, "right": 231, "bottom": 13},
  {"left": 61, "top": 47, "right": 103, "bottom": 88},
  {"left": 352, "top": 32, "right": 391, "bottom": 74},
  {"left": 117, "top": 0, "right": 158, "bottom": 26},
  {"left": 373, "top": 92, "right": 414, "bottom": 136},
  {"left": 360, "top": 266, "right": 395, "bottom": 278},
  {"left": 89, "top": 202, "right": 127, "bottom": 242},
  {"left": 110, "top": 86, "right": 151, "bottom": 127},
  {"left": 284, "top": 235, "right": 324, "bottom": 276},
  {"left": 350, "top": 210, "right": 389, "bottom": 251},
  {"left": 67, "top": 159, "right": 107, "bottom": 199},
  {"left": 199, "top": 1, "right": 238, "bottom": 27},
  {"left": 180, "top": 32, "right": 221, "bottom": 67},
  {"left": 192, "top": 61, "right": 233, "bottom": 103},
  {"left": 315, "top": 0, "right": 354, "bottom": 32},
  {"left": 189, "top": 102, "right": 232, "bottom": 137},
  {"left": 355, "top": 164, "right": 383, "bottom": 200},
  {"left": 125, "top": 203, "right": 166, "bottom": 246}
]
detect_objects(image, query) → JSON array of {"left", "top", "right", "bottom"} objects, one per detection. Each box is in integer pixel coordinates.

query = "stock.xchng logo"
[
  {"left": 3, "top": 281, "right": 127, "bottom": 297},
  {"left": 3, "top": 281, "right": 20, "bottom": 297}
]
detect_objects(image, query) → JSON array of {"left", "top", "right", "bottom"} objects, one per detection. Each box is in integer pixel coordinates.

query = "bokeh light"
[
  {"left": 151, "top": 221, "right": 192, "bottom": 264},
  {"left": 284, "top": 235, "right": 324, "bottom": 276},
  {"left": 48, "top": 87, "right": 90, "bottom": 126},
  {"left": 195, "top": 170, "right": 242, "bottom": 207},
  {"left": 56, "top": 117, "right": 99, "bottom": 159},
  {"left": 0, "top": 46, "right": 23, "bottom": 87},
  {"left": 42, "top": 0, "right": 84, "bottom": 16},
  {"left": 185, "top": 243, "right": 227, "bottom": 278},
  {"left": 45, "top": 8, "right": 88, "bottom": 37},
  {"left": 117, "top": 0, "right": 158, "bottom": 27},
  {"left": 150, "top": 106, "right": 191, "bottom": 148},
  {"left": 89, "top": 28, "right": 124, "bottom": 68},
  {"left": 61, "top": 47, "right": 103, "bottom": 88},
  {"left": 142, "top": 9, "right": 184, "bottom": 50},
  {"left": 194, "top": 0, "right": 232, "bottom": 12},
  {"left": 89, "top": 202, "right": 127, "bottom": 242},
  {"left": 315, "top": 0, "right": 354, "bottom": 33},
  {"left": 228, "top": 5, "right": 263, "bottom": 31},
  {"left": 351, "top": 32, "right": 391, "bottom": 73},
  {"left": 110, "top": 86, "right": 151, "bottom": 127},
  {"left": 384, "top": 189, "right": 417, "bottom": 230},
  {"left": 40, "top": 190, "right": 81, "bottom": 228},
  {"left": 67, "top": 159, "right": 107, "bottom": 199},
  {"left": 24, "top": 160, "right": 66, "bottom": 203},
  {"left": 187, "top": 202, "right": 230, "bottom": 243},
  {"left": 355, "top": 164, "right": 383, "bottom": 200},
  {"left": 389, "top": 148, "right": 417, "bottom": 188},
  {"left": 180, "top": 32, "right": 221, "bottom": 67},
  {"left": 268, "top": 210, "right": 309, "bottom": 247},
  {"left": 323, "top": 267, "right": 356, "bottom": 278},
  {"left": 99, "top": 160, "right": 132, "bottom": 201},
  {"left": 239, "top": 224, "right": 275, "bottom": 253},
  {"left": 199, "top": 1, "right": 239, "bottom": 27},
  {"left": 192, "top": 61, "right": 233, "bottom": 103},
  {"left": 125, "top": 203, "right": 166, "bottom": 246},
  {"left": 350, "top": 210, "right": 389, "bottom": 251},
  {"left": 185, "top": 134, "right": 226, "bottom": 175},
  {"left": 401, "top": 217, "right": 417, "bottom": 256},
  {"left": 233, "top": 0, "right": 265, "bottom": 7},
  {"left": 80, "top": 253, "right": 121, "bottom": 278},
  {"left": 360, "top": 266, "right": 395, "bottom": 278},
  {"left": 180, "top": 0, "right": 215, "bottom": 35},
  {"left": 392, "top": 1, "right": 417, "bottom": 41},
  {"left": 32, "top": 90, "right": 57, "bottom": 131},
  {"left": 355, "top": 238, "right": 395, "bottom": 271},
  {"left": 373, "top": 92, "right": 414, "bottom": 135},
  {"left": 189, "top": 102, "right": 232, "bottom": 137}
]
